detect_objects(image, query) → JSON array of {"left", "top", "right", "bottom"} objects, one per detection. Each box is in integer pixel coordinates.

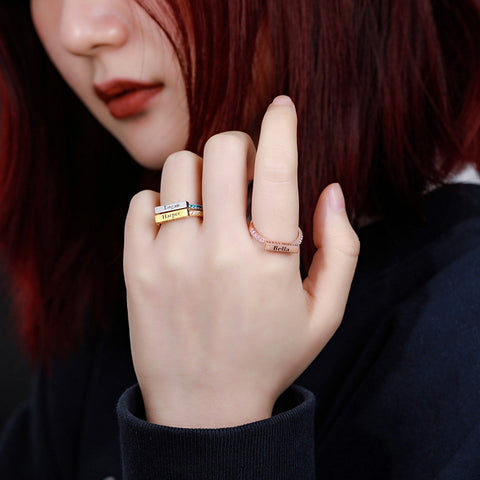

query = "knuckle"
[
  {"left": 204, "top": 131, "right": 252, "bottom": 157},
  {"left": 333, "top": 230, "right": 361, "bottom": 259},
  {"left": 128, "top": 189, "right": 155, "bottom": 210},
  {"left": 125, "top": 190, "right": 156, "bottom": 231},
  {"left": 162, "top": 244, "right": 189, "bottom": 272},
  {"left": 262, "top": 258, "right": 287, "bottom": 280},
  {"left": 123, "top": 257, "right": 156, "bottom": 292},
  {"left": 260, "top": 151, "right": 297, "bottom": 184},
  {"left": 163, "top": 150, "right": 199, "bottom": 173},
  {"left": 210, "top": 253, "right": 237, "bottom": 273},
  {"left": 206, "top": 239, "right": 243, "bottom": 272}
]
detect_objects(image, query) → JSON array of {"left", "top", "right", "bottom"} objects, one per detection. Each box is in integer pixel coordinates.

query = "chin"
[
  {"left": 117, "top": 126, "right": 190, "bottom": 171},
  {"left": 125, "top": 146, "right": 171, "bottom": 171},
  {"left": 93, "top": 100, "right": 191, "bottom": 170},
  {"left": 123, "top": 141, "right": 184, "bottom": 171}
]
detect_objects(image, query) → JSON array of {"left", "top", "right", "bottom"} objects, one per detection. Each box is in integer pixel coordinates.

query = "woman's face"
[{"left": 30, "top": 0, "right": 189, "bottom": 169}]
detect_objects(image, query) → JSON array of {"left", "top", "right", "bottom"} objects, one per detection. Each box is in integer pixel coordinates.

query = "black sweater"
[{"left": 1, "top": 183, "right": 479, "bottom": 479}]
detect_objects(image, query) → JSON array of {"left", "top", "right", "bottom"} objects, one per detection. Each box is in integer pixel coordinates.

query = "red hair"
[{"left": 0, "top": 0, "right": 479, "bottom": 368}]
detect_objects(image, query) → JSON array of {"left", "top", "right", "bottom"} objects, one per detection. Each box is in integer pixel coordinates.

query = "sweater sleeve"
[{"left": 117, "top": 383, "right": 317, "bottom": 480}]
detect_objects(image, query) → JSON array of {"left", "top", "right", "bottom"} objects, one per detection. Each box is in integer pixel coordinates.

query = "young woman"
[{"left": 1, "top": 1, "right": 479, "bottom": 478}]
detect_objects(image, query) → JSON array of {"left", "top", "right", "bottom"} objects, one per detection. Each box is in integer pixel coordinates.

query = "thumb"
[{"left": 303, "top": 183, "right": 360, "bottom": 342}]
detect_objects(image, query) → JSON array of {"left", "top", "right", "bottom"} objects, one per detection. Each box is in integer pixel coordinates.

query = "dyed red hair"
[{"left": 0, "top": 0, "right": 479, "bottom": 368}]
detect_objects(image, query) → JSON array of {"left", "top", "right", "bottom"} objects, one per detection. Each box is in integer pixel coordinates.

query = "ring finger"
[{"left": 157, "top": 150, "right": 203, "bottom": 240}]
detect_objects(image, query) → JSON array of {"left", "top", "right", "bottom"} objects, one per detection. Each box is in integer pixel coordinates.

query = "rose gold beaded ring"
[{"left": 248, "top": 220, "right": 303, "bottom": 253}]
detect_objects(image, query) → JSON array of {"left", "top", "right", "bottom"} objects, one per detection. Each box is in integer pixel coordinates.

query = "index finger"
[{"left": 251, "top": 96, "right": 299, "bottom": 244}]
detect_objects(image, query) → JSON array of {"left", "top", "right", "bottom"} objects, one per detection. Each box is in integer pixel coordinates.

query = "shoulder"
[{"left": 352, "top": 184, "right": 480, "bottom": 308}]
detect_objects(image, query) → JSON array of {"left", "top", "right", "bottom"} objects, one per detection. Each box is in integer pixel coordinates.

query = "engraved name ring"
[
  {"left": 248, "top": 220, "right": 303, "bottom": 253},
  {"left": 154, "top": 201, "right": 203, "bottom": 225}
]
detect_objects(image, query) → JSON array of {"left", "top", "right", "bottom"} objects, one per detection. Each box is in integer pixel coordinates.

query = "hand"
[{"left": 123, "top": 96, "right": 360, "bottom": 428}]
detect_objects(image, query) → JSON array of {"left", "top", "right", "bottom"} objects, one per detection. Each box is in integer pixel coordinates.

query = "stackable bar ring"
[
  {"left": 155, "top": 201, "right": 203, "bottom": 225},
  {"left": 155, "top": 201, "right": 202, "bottom": 215},
  {"left": 248, "top": 220, "right": 303, "bottom": 253}
]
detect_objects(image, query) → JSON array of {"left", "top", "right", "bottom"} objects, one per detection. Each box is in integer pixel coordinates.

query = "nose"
[{"left": 60, "top": 1, "right": 130, "bottom": 56}]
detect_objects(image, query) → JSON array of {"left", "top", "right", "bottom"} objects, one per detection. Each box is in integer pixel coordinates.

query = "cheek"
[
  {"left": 29, "top": 0, "right": 190, "bottom": 169},
  {"left": 41, "top": 41, "right": 92, "bottom": 106},
  {"left": 32, "top": 6, "right": 93, "bottom": 107},
  {"left": 31, "top": 0, "right": 76, "bottom": 88},
  {"left": 30, "top": 0, "right": 61, "bottom": 54}
]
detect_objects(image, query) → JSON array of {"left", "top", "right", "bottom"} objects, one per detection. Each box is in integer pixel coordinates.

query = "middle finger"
[
  {"left": 251, "top": 96, "right": 299, "bottom": 244},
  {"left": 202, "top": 131, "right": 256, "bottom": 235}
]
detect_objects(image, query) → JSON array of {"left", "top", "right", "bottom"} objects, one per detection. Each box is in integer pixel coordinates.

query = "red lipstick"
[{"left": 94, "top": 79, "right": 164, "bottom": 119}]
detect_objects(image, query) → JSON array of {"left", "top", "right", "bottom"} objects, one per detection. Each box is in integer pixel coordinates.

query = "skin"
[
  {"left": 30, "top": 0, "right": 189, "bottom": 168},
  {"left": 31, "top": 0, "right": 361, "bottom": 428}
]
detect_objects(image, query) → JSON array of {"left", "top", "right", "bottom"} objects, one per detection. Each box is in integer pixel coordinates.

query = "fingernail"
[
  {"left": 328, "top": 183, "right": 346, "bottom": 212},
  {"left": 271, "top": 95, "right": 295, "bottom": 108}
]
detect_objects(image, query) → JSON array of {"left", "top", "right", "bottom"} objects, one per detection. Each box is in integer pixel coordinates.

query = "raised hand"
[{"left": 123, "top": 96, "right": 360, "bottom": 428}]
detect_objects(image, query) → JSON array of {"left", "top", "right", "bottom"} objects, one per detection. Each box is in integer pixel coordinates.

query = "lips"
[{"left": 94, "top": 79, "right": 164, "bottom": 119}]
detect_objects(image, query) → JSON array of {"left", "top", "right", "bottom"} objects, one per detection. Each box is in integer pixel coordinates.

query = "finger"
[
  {"left": 303, "top": 183, "right": 360, "bottom": 342},
  {"left": 202, "top": 131, "right": 256, "bottom": 234},
  {"left": 124, "top": 189, "right": 159, "bottom": 276},
  {"left": 251, "top": 95, "right": 298, "bottom": 243},
  {"left": 158, "top": 150, "right": 203, "bottom": 238}
]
